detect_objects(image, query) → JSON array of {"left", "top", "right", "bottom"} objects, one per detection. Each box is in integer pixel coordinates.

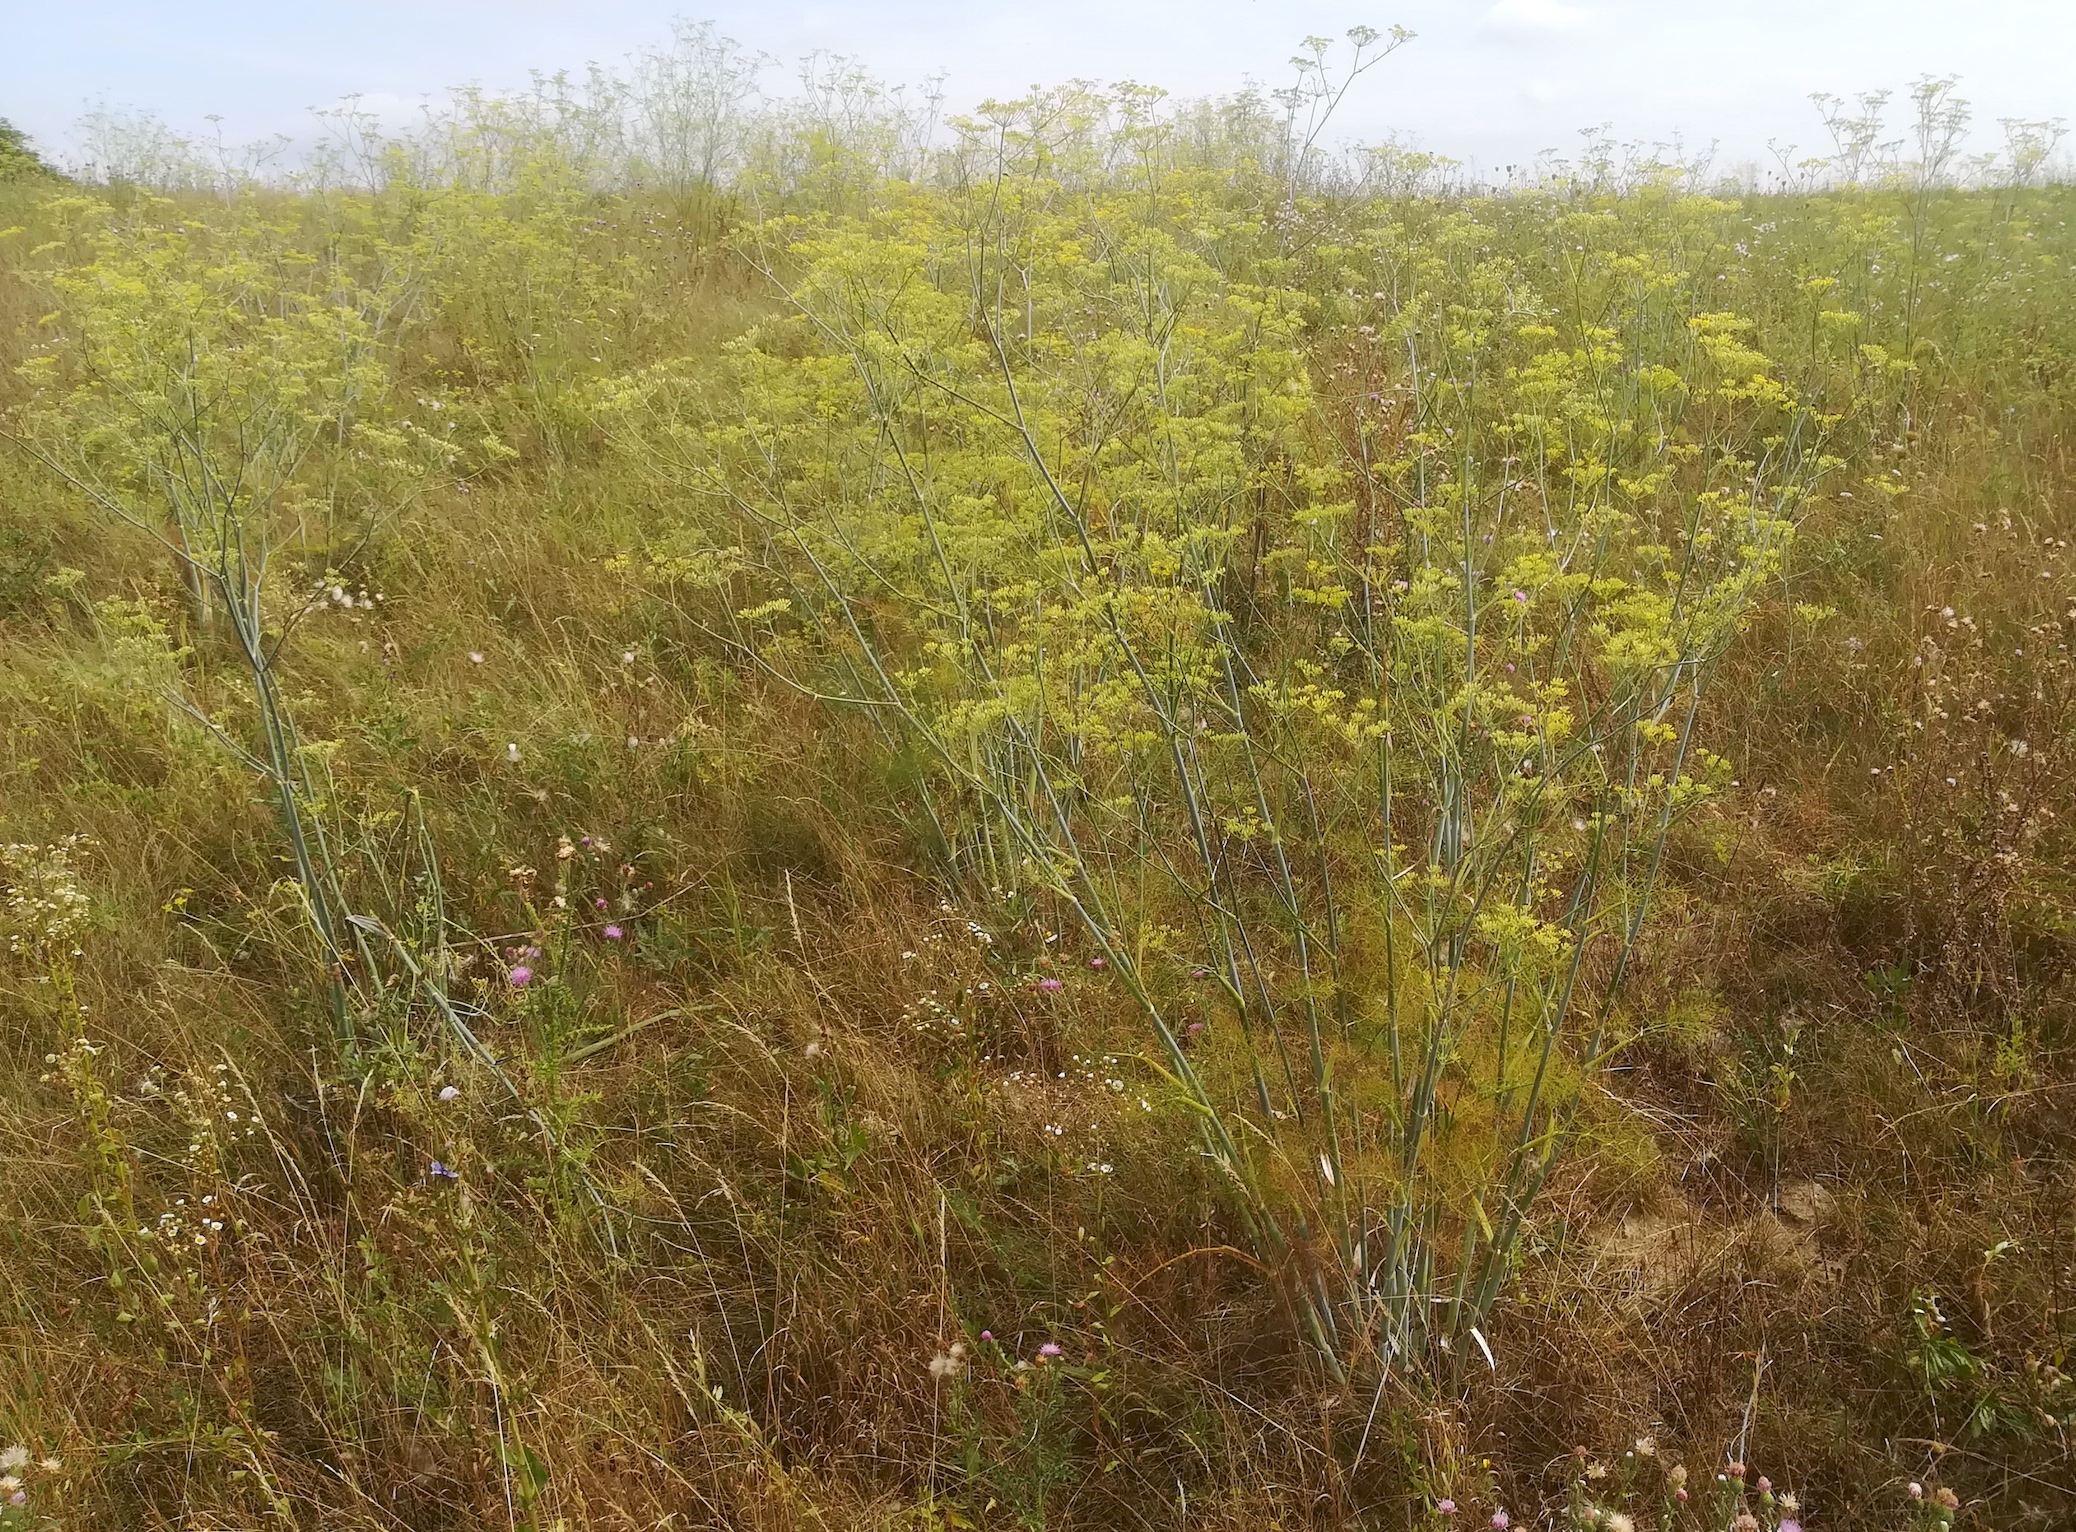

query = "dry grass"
[{"left": 1, "top": 147, "right": 2073, "bottom": 1532}]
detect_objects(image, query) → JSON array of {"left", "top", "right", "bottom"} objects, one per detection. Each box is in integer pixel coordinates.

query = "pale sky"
[{"left": 4, "top": 1, "right": 2072, "bottom": 178}]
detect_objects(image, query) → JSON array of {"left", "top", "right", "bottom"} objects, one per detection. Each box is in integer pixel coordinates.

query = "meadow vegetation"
[{"left": 1, "top": 28, "right": 2073, "bottom": 1530}]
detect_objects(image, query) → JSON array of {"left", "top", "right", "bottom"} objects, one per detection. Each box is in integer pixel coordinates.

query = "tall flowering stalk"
[
  {"left": 7, "top": 199, "right": 422, "bottom": 1044},
  {"left": 604, "top": 103, "right": 1837, "bottom": 1380},
  {"left": 8, "top": 198, "right": 620, "bottom": 1246}
]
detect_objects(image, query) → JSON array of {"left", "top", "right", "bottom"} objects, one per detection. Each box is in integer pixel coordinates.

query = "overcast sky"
[{"left": 5, "top": 1, "right": 2072, "bottom": 177}]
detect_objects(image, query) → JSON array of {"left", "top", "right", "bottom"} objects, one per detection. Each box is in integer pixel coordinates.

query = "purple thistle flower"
[
  {"left": 429, "top": 1160, "right": 459, "bottom": 1181},
  {"left": 603, "top": 924, "right": 624, "bottom": 940},
  {"left": 508, "top": 965, "right": 533, "bottom": 987},
  {"left": 1491, "top": 1514, "right": 1510, "bottom": 1531},
  {"left": 979, "top": 1330, "right": 993, "bottom": 1342},
  {"left": 1778, "top": 1521, "right": 1801, "bottom": 1532},
  {"left": 595, "top": 897, "right": 609, "bottom": 909},
  {"left": 1512, "top": 588, "right": 1529, "bottom": 603},
  {"left": 1436, "top": 1499, "right": 1458, "bottom": 1517},
  {"left": 1087, "top": 956, "right": 1106, "bottom": 970},
  {"left": 1037, "top": 1342, "right": 1062, "bottom": 1358},
  {"left": 1037, "top": 977, "right": 1064, "bottom": 993}
]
